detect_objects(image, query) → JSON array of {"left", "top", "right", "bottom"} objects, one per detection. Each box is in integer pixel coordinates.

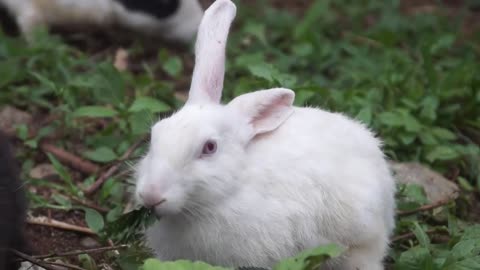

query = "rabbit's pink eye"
[{"left": 202, "top": 140, "right": 217, "bottom": 155}]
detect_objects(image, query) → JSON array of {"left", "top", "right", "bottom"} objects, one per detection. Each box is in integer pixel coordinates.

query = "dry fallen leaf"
[
  {"left": 29, "top": 163, "right": 58, "bottom": 180},
  {"left": 113, "top": 48, "right": 129, "bottom": 72}
]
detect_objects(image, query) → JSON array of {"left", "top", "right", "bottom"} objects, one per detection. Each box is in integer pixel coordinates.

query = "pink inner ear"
[
  {"left": 250, "top": 94, "right": 291, "bottom": 133},
  {"left": 251, "top": 94, "right": 292, "bottom": 128},
  {"left": 201, "top": 54, "right": 224, "bottom": 102},
  {"left": 187, "top": 0, "right": 236, "bottom": 104}
]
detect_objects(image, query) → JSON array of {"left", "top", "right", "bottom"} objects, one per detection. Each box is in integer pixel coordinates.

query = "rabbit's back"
[{"left": 246, "top": 106, "right": 396, "bottom": 236}]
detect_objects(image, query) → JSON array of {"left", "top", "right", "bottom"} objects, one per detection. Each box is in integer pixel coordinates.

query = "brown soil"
[{"left": 26, "top": 209, "right": 90, "bottom": 255}]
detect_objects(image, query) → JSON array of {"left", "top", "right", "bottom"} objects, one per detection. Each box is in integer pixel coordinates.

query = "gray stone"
[
  {"left": 80, "top": 236, "right": 101, "bottom": 248},
  {"left": 389, "top": 161, "right": 459, "bottom": 202},
  {"left": 18, "top": 262, "right": 46, "bottom": 270},
  {"left": 0, "top": 106, "right": 32, "bottom": 135}
]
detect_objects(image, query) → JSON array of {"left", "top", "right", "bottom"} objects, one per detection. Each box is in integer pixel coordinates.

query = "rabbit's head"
[{"left": 135, "top": 0, "right": 295, "bottom": 217}]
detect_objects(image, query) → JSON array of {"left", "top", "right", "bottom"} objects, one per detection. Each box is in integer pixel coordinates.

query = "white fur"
[
  {"left": 0, "top": 0, "right": 203, "bottom": 43},
  {"left": 188, "top": 0, "right": 235, "bottom": 104},
  {"left": 135, "top": 0, "right": 396, "bottom": 269}
]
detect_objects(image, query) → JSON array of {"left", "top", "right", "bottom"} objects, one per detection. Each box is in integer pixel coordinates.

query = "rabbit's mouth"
[{"left": 149, "top": 190, "right": 188, "bottom": 217}]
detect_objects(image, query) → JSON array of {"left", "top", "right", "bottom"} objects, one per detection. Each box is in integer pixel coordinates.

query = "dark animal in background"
[
  {"left": 0, "top": 0, "right": 204, "bottom": 43},
  {"left": 0, "top": 131, "right": 28, "bottom": 270}
]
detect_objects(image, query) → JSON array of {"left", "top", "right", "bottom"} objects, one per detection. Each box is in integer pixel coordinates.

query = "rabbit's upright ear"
[
  {"left": 228, "top": 88, "right": 295, "bottom": 138},
  {"left": 187, "top": 0, "right": 236, "bottom": 105}
]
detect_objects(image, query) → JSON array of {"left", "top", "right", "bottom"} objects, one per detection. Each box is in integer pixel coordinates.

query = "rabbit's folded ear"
[
  {"left": 187, "top": 0, "right": 236, "bottom": 105},
  {"left": 228, "top": 88, "right": 295, "bottom": 137}
]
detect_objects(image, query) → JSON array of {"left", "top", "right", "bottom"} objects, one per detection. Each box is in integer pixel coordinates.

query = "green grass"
[{"left": 1, "top": 0, "right": 479, "bottom": 269}]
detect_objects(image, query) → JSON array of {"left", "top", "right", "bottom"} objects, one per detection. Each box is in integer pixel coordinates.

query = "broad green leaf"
[
  {"left": 426, "top": 146, "right": 461, "bottom": 162},
  {"left": 234, "top": 52, "right": 264, "bottom": 68},
  {"left": 273, "top": 73, "right": 297, "bottom": 88},
  {"left": 401, "top": 112, "right": 422, "bottom": 133},
  {"left": 142, "top": 259, "right": 231, "bottom": 270},
  {"left": 244, "top": 22, "right": 267, "bottom": 45},
  {"left": 73, "top": 106, "right": 118, "bottom": 118},
  {"left": 447, "top": 257, "right": 480, "bottom": 270},
  {"left": 441, "top": 225, "right": 480, "bottom": 269},
  {"left": 431, "top": 127, "right": 457, "bottom": 141},
  {"left": 460, "top": 225, "right": 480, "bottom": 242},
  {"left": 129, "top": 96, "right": 171, "bottom": 113},
  {"left": 420, "top": 96, "right": 439, "bottom": 121},
  {"left": 430, "top": 34, "right": 455, "bottom": 54},
  {"left": 162, "top": 56, "right": 183, "bottom": 77},
  {"left": 79, "top": 254, "right": 97, "bottom": 270},
  {"left": 247, "top": 63, "right": 274, "bottom": 82},
  {"left": 458, "top": 176, "right": 475, "bottom": 192},
  {"left": 106, "top": 206, "right": 123, "bottom": 223},
  {"left": 448, "top": 213, "right": 460, "bottom": 236},
  {"left": 0, "top": 60, "right": 21, "bottom": 87},
  {"left": 83, "top": 146, "right": 118, "bottom": 163},
  {"left": 450, "top": 240, "right": 480, "bottom": 261},
  {"left": 51, "top": 194, "right": 72, "bottom": 209},
  {"left": 91, "top": 63, "right": 126, "bottom": 106},
  {"left": 294, "top": 90, "right": 316, "bottom": 106},
  {"left": 294, "top": 0, "right": 331, "bottom": 39},
  {"left": 412, "top": 222, "right": 430, "bottom": 248},
  {"left": 82, "top": 207, "right": 104, "bottom": 233},
  {"left": 105, "top": 207, "right": 156, "bottom": 243},
  {"left": 292, "top": 42, "right": 314, "bottom": 57},
  {"left": 274, "top": 243, "right": 344, "bottom": 270},
  {"left": 129, "top": 111, "right": 153, "bottom": 135},
  {"left": 419, "top": 132, "right": 438, "bottom": 145},
  {"left": 399, "top": 133, "right": 416, "bottom": 145},
  {"left": 30, "top": 71, "right": 58, "bottom": 92},
  {"left": 16, "top": 124, "right": 29, "bottom": 140},
  {"left": 355, "top": 107, "right": 372, "bottom": 125},
  {"left": 402, "top": 184, "right": 429, "bottom": 205},
  {"left": 378, "top": 112, "right": 404, "bottom": 127},
  {"left": 394, "top": 246, "right": 434, "bottom": 270},
  {"left": 46, "top": 153, "right": 73, "bottom": 186}
]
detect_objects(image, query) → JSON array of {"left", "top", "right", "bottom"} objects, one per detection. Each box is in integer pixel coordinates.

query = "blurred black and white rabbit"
[
  {"left": 0, "top": 0, "right": 204, "bottom": 43},
  {"left": 0, "top": 131, "right": 28, "bottom": 270}
]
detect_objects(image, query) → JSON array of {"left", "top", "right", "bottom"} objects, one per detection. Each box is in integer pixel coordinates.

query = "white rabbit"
[
  {"left": 135, "top": 0, "right": 396, "bottom": 269},
  {"left": 0, "top": 0, "right": 203, "bottom": 43}
]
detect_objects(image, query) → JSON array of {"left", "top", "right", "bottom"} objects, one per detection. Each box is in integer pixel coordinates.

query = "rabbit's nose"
[{"left": 139, "top": 192, "right": 166, "bottom": 209}]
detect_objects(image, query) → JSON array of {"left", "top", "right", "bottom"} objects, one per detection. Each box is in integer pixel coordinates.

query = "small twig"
[
  {"left": 84, "top": 165, "right": 119, "bottom": 195},
  {"left": 85, "top": 137, "right": 145, "bottom": 195},
  {"left": 34, "top": 245, "right": 129, "bottom": 260},
  {"left": 113, "top": 169, "right": 132, "bottom": 179},
  {"left": 391, "top": 228, "right": 439, "bottom": 242},
  {"left": 11, "top": 249, "right": 58, "bottom": 270},
  {"left": 27, "top": 216, "right": 96, "bottom": 235},
  {"left": 43, "top": 261, "right": 87, "bottom": 270},
  {"left": 107, "top": 239, "right": 121, "bottom": 256},
  {"left": 342, "top": 31, "right": 383, "bottom": 48},
  {"left": 69, "top": 196, "right": 109, "bottom": 213},
  {"left": 397, "top": 197, "right": 453, "bottom": 216},
  {"left": 41, "top": 143, "right": 99, "bottom": 175}
]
